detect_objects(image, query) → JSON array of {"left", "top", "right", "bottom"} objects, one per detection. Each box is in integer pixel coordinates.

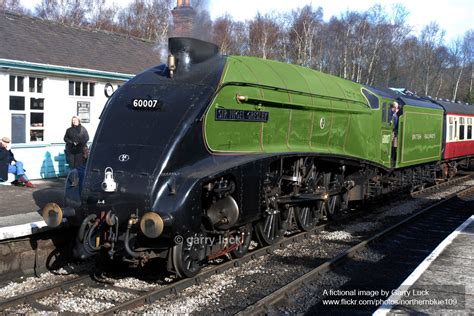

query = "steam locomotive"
[{"left": 42, "top": 37, "right": 474, "bottom": 278}]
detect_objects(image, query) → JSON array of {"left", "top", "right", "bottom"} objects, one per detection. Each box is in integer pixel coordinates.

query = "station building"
[{"left": 0, "top": 10, "right": 159, "bottom": 180}]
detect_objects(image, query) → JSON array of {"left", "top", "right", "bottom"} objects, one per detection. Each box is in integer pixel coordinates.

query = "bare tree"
[
  {"left": 449, "top": 39, "right": 466, "bottom": 101},
  {"left": 3, "top": 0, "right": 471, "bottom": 102},
  {"left": 461, "top": 30, "right": 474, "bottom": 102},
  {"left": 118, "top": 0, "right": 172, "bottom": 41},
  {"left": 419, "top": 22, "right": 445, "bottom": 95},
  {"left": 212, "top": 15, "right": 236, "bottom": 54},
  {"left": 0, "top": 0, "right": 27, "bottom": 13},
  {"left": 35, "top": 0, "right": 90, "bottom": 25},
  {"left": 88, "top": 0, "right": 119, "bottom": 32},
  {"left": 248, "top": 13, "right": 283, "bottom": 60},
  {"left": 288, "top": 5, "right": 323, "bottom": 67}
]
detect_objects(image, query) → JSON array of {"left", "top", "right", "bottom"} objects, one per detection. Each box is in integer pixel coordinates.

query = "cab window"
[{"left": 362, "top": 89, "right": 379, "bottom": 109}]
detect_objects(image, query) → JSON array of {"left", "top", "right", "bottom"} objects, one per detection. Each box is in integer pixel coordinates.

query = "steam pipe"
[
  {"left": 124, "top": 219, "right": 142, "bottom": 258},
  {"left": 77, "top": 214, "right": 97, "bottom": 243}
]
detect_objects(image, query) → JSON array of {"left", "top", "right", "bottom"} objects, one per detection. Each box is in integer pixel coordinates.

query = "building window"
[
  {"left": 10, "top": 96, "right": 25, "bottom": 110},
  {"left": 29, "top": 77, "right": 44, "bottom": 93},
  {"left": 18, "top": 76, "right": 24, "bottom": 91},
  {"left": 69, "top": 81, "right": 74, "bottom": 95},
  {"left": 9, "top": 76, "right": 15, "bottom": 91},
  {"left": 30, "top": 98, "right": 45, "bottom": 141},
  {"left": 69, "top": 80, "right": 95, "bottom": 97},
  {"left": 11, "top": 114, "right": 26, "bottom": 143},
  {"left": 9, "top": 75, "right": 24, "bottom": 92},
  {"left": 8, "top": 76, "right": 46, "bottom": 143},
  {"left": 75, "top": 81, "right": 81, "bottom": 96},
  {"left": 30, "top": 98, "right": 44, "bottom": 110}
]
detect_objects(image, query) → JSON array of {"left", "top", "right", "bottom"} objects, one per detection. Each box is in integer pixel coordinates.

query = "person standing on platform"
[
  {"left": 64, "top": 116, "right": 89, "bottom": 169},
  {"left": 0, "top": 137, "right": 34, "bottom": 188}
]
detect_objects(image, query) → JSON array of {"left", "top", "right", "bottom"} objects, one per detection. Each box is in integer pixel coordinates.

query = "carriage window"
[
  {"left": 362, "top": 89, "right": 379, "bottom": 109},
  {"left": 468, "top": 118, "right": 473, "bottom": 140},
  {"left": 448, "top": 124, "right": 453, "bottom": 141},
  {"left": 454, "top": 120, "right": 458, "bottom": 139},
  {"left": 459, "top": 117, "right": 465, "bottom": 140}
]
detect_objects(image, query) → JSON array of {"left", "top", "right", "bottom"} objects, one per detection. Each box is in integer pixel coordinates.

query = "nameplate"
[{"left": 215, "top": 109, "right": 269, "bottom": 122}]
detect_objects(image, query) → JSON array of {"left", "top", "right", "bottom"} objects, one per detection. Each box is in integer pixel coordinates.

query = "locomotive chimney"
[{"left": 168, "top": 37, "right": 219, "bottom": 76}]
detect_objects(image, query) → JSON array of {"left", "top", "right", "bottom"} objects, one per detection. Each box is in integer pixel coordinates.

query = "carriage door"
[
  {"left": 380, "top": 101, "right": 392, "bottom": 165},
  {"left": 453, "top": 116, "right": 459, "bottom": 141}
]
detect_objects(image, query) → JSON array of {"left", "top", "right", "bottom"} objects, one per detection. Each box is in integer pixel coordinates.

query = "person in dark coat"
[
  {"left": 64, "top": 116, "right": 89, "bottom": 169},
  {"left": 0, "top": 137, "right": 34, "bottom": 187},
  {"left": 391, "top": 102, "right": 400, "bottom": 167}
]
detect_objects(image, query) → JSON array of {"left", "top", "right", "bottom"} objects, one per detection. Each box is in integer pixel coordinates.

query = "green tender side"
[
  {"left": 395, "top": 105, "right": 444, "bottom": 168},
  {"left": 203, "top": 56, "right": 443, "bottom": 169}
]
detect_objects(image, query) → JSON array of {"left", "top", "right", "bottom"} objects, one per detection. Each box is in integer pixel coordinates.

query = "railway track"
[
  {"left": 237, "top": 184, "right": 474, "bottom": 315},
  {"left": 0, "top": 175, "right": 472, "bottom": 314},
  {"left": 411, "top": 172, "right": 472, "bottom": 197}
]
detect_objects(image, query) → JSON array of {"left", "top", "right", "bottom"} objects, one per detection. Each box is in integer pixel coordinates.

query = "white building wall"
[
  {"left": 0, "top": 73, "right": 10, "bottom": 139},
  {"left": 1, "top": 69, "right": 125, "bottom": 180},
  {"left": 42, "top": 76, "right": 112, "bottom": 143}
]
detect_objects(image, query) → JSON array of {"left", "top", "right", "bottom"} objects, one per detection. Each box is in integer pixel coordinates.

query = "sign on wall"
[{"left": 77, "top": 101, "right": 90, "bottom": 123}]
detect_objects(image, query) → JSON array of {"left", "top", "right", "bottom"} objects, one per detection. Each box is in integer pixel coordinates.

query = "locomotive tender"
[{"left": 42, "top": 38, "right": 474, "bottom": 277}]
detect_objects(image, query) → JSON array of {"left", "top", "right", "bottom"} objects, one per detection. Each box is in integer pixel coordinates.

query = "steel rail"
[{"left": 0, "top": 274, "right": 92, "bottom": 311}]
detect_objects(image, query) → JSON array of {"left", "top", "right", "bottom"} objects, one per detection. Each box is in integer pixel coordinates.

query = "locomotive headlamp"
[
  {"left": 102, "top": 167, "right": 117, "bottom": 192},
  {"left": 140, "top": 212, "right": 164, "bottom": 238},
  {"left": 236, "top": 94, "right": 248, "bottom": 103}
]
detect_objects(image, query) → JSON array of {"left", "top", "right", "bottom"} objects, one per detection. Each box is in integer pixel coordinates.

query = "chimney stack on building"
[{"left": 171, "top": 0, "right": 195, "bottom": 37}]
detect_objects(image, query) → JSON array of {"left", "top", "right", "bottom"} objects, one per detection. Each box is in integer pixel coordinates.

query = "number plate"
[{"left": 132, "top": 99, "right": 160, "bottom": 109}]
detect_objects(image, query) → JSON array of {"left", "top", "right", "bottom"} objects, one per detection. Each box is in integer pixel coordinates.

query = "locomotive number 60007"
[{"left": 132, "top": 99, "right": 159, "bottom": 108}]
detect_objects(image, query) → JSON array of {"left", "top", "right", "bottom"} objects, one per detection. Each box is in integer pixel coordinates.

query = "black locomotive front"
[{"left": 42, "top": 38, "right": 229, "bottom": 269}]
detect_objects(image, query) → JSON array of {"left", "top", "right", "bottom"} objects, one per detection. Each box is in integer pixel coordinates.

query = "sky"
[{"left": 20, "top": 0, "right": 473, "bottom": 42}]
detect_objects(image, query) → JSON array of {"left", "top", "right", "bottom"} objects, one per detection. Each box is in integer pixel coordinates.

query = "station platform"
[
  {"left": 375, "top": 215, "right": 474, "bottom": 315},
  {"left": 0, "top": 178, "right": 64, "bottom": 240}
]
